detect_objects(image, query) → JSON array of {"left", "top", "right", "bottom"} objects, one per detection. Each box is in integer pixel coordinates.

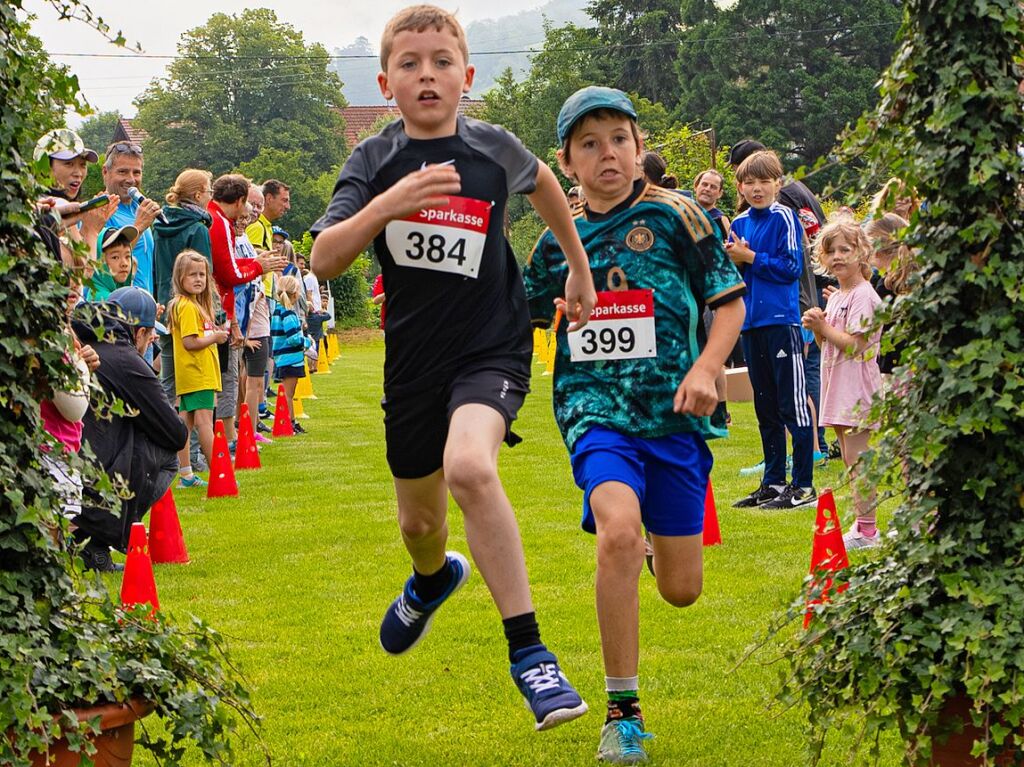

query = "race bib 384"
[{"left": 385, "top": 196, "right": 492, "bottom": 278}]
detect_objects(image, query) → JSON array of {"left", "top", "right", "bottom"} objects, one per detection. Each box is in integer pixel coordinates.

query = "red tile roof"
[
  {"left": 114, "top": 117, "right": 149, "bottom": 146},
  {"left": 336, "top": 99, "right": 485, "bottom": 148}
]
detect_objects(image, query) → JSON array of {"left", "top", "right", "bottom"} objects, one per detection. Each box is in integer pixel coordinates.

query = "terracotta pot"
[
  {"left": 29, "top": 699, "right": 154, "bottom": 767},
  {"left": 928, "top": 695, "right": 1017, "bottom": 766}
]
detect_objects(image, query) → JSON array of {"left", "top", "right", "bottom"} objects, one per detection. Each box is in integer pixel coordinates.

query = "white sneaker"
[{"left": 843, "top": 528, "right": 881, "bottom": 550}]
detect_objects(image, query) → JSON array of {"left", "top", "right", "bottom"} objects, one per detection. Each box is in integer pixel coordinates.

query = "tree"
[
  {"left": 134, "top": 9, "right": 348, "bottom": 217},
  {"left": 676, "top": 0, "right": 902, "bottom": 170},
  {"left": 586, "top": 0, "right": 684, "bottom": 107},
  {"left": 76, "top": 109, "right": 120, "bottom": 153},
  {"left": 771, "top": 0, "right": 1024, "bottom": 763},
  {"left": 236, "top": 147, "right": 338, "bottom": 238}
]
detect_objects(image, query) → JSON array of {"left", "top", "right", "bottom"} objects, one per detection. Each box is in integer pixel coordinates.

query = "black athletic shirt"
[{"left": 311, "top": 117, "right": 539, "bottom": 392}]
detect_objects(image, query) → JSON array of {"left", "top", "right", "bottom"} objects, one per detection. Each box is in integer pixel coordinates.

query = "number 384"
[
  {"left": 406, "top": 232, "right": 466, "bottom": 265},
  {"left": 579, "top": 326, "right": 636, "bottom": 355}
]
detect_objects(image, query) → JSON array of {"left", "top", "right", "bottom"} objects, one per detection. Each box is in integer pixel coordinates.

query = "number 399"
[{"left": 579, "top": 326, "right": 636, "bottom": 355}]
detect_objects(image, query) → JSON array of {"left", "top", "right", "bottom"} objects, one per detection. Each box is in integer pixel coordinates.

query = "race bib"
[
  {"left": 568, "top": 289, "right": 657, "bottom": 362},
  {"left": 385, "top": 196, "right": 492, "bottom": 278}
]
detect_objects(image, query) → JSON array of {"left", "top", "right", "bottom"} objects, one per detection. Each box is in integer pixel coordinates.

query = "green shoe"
[{"left": 597, "top": 717, "right": 653, "bottom": 764}]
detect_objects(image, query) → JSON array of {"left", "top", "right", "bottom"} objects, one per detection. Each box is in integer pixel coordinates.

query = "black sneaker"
[
  {"left": 828, "top": 440, "right": 842, "bottom": 460},
  {"left": 256, "top": 420, "right": 272, "bottom": 434},
  {"left": 732, "top": 483, "right": 785, "bottom": 508},
  {"left": 80, "top": 540, "right": 124, "bottom": 572},
  {"left": 291, "top": 420, "right": 307, "bottom": 435},
  {"left": 761, "top": 484, "right": 818, "bottom": 510}
]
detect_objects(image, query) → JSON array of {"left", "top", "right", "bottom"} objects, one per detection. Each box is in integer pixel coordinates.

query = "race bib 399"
[
  {"left": 385, "top": 196, "right": 492, "bottom": 278},
  {"left": 568, "top": 289, "right": 657, "bottom": 363}
]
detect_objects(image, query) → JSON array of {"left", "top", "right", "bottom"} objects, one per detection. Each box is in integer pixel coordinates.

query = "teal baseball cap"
[{"left": 556, "top": 86, "right": 638, "bottom": 146}]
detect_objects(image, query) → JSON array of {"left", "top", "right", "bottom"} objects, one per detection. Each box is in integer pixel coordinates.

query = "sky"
[{"left": 24, "top": 0, "right": 551, "bottom": 121}]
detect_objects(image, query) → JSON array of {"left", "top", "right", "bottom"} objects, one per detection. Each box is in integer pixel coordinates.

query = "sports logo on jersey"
[{"left": 625, "top": 225, "right": 655, "bottom": 252}]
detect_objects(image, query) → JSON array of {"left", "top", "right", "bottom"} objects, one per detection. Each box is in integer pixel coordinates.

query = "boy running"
[
  {"left": 310, "top": 5, "right": 596, "bottom": 730},
  {"left": 523, "top": 87, "right": 745, "bottom": 762},
  {"left": 727, "top": 150, "right": 818, "bottom": 509}
]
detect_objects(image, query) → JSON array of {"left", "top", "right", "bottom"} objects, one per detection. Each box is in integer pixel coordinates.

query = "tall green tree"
[
  {"left": 586, "top": 0, "right": 684, "bottom": 107},
  {"left": 134, "top": 9, "right": 348, "bottom": 217},
  {"left": 75, "top": 109, "right": 120, "bottom": 153},
  {"left": 235, "top": 147, "right": 338, "bottom": 237},
  {"left": 677, "top": 0, "right": 902, "bottom": 168}
]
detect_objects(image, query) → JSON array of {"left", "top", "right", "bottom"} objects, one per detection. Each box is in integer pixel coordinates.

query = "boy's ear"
[
  {"left": 462, "top": 64, "right": 475, "bottom": 94},
  {"left": 377, "top": 72, "right": 393, "bottom": 101},
  {"left": 555, "top": 148, "right": 576, "bottom": 183}
]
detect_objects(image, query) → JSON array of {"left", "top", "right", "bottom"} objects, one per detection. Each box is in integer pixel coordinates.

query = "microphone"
[{"left": 127, "top": 186, "right": 169, "bottom": 225}]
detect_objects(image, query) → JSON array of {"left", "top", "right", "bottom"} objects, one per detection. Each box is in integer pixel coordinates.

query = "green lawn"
[{"left": 132, "top": 334, "right": 901, "bottom": 766}]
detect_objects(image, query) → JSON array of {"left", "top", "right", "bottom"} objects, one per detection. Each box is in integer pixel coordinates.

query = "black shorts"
[
  {"left": 243, "top": 337, "right": 270, "bottom": 377},
  {"left": 383, "top": 366, "right": 529, "bottom": 479}
]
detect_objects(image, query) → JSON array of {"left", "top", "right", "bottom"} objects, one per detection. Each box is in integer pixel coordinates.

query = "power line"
[{"left": 46, "top": 20, "right": 900, "bottom": 61}]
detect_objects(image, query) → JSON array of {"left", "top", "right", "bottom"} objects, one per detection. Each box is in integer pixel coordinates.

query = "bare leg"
[
  {"left": 193, "top": 409, "right": 215, "bottom": 467},
  {"left": 176, "top": 409, "right": 195, "bottom": 473},
  {"left": 282, "top": 377, "right": 298, "bottom": 420},
  {"left": 836, "top": 426, "right": 876, "bottom": 530},
  {"left": 444, "top": 403, "right": 533, "bottom": 619},
  {"left": 245, "top": 375, "right": 262, "bottom": 431},
  {"left": 590, "top": 481, "right": 643, "bottom": 678},
  {"left": 392, "top": 469, "right": 449, "bottom": 577}
]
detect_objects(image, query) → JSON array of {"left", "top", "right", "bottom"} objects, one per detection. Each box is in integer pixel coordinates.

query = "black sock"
[
  {"left": 503, "top": 612, "right": 542, "bottom": 662},
  {"left": 412, "top": 559, "right": 453, "bottom": 604},
  {"left": 606, "top": 693, "right": 642, "bottom": 723}
]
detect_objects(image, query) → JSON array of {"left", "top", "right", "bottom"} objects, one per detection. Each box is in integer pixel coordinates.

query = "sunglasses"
[{"left": 107, "top": 142, "right": 143, "bottom": 155}]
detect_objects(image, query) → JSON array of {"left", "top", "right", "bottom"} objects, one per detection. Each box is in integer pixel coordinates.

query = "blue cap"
[
  {"left": 556, "top": 86, "right": 638, "bottom": 146},
  {"left": 107, "top": 286, "right": 168, "bottom": 335},
  {"left": 271, "top": 225, "right": 289, "bottom": 239}
]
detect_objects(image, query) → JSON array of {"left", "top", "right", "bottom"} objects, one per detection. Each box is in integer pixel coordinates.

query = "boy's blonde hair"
[
  {"left": 168, "top": 249, "right": 216, "bottom": 332},
  {"left": 735, "top": 150, "right": 784, "bottom": 183},
  {"left": 276, "top": 275, "right": 301, "bottom": 310},
  {"left": 380, "top": 5, "right": 468, "bottom": 70},
  {"left": 813, "top": 220, "right": 873, "bottom": 280}
]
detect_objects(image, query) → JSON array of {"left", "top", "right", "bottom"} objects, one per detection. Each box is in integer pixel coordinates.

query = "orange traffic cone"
[
  {"left": 148, "top": 487, "right": 189, "bottom": 564},
  {"left": 121, "top": 522, "right": 159, "bottom": 614},
  {"left": 702, "top": 482, "right": 722, "bottom": 546},
  {"left": 235, "top": 403, "right": 261, "bottom": 470},
  {"left": 804, "top": 488, "right": 849, "bottom": 628},
  {"left": 272, "top": 384, "right": 295, "bottom": 437},
  {"left": 206, "top": 421, "right": 238, "bottom": 498}
]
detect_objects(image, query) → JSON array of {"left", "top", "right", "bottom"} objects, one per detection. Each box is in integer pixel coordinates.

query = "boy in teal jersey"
[{"left": 523, "top": 87, "right": 745, "bottom": 763}]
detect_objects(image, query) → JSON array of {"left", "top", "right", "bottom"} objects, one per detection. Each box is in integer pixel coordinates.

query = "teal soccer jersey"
[{"left": 523, "top": 181, "right": 745, "bottom": 452}]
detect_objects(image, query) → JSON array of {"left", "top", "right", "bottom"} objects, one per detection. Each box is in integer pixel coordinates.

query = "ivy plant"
[
  {"left": 765, "top": 0, "right": 1024, "bottom": 764},
  {"left": 1, "top": 3, "right": 261, "bottom": 765}
]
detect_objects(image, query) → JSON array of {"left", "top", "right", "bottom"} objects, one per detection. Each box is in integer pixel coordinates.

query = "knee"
[
  {"left": 444, "top": 454, "right": 498, "bottom": 501},
  {"left": 657, "top": 577, "right": 703, "bottom": 608},
  {"left": 398, "top": 508, "right": 444, "bottom": 542},
  {"left": 597, "top": 528, "right": 645, "bottom": 570}
]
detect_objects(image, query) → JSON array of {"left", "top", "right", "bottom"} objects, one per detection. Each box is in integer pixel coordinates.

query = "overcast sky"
[{"left": 24, "top": 0, "right": 550, "bottom": 120}]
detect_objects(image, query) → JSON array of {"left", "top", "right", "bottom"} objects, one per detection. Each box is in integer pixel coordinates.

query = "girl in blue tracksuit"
[{"left": 270, "top": 274, "right": 310, "bottom": 432}]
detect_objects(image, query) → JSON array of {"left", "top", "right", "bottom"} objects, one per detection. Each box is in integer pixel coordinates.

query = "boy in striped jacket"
[{"left": 270, "top": 274, "right": 311, "bottom": 434}]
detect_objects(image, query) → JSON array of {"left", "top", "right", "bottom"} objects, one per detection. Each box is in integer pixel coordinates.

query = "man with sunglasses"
[{"left": 101, "top": 142, "right": 162, "bottom": 295}]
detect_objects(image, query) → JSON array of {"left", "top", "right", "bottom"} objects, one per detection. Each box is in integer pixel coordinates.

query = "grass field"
[{"left": 131, "top": 333, "right": 901, "bottom": 766}]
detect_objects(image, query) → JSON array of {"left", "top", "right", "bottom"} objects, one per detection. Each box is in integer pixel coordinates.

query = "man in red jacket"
[{"left": 207, "top": 174, "right": 286, "bottom": 446}]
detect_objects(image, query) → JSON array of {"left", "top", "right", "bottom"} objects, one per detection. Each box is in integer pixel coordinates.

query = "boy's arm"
[
  {"left": 311, "top": 164, "right": 461, "bottom": 281},
  {"left": 749, "top": 212, "right": 803, "bottom": 284},
  {"left": 525, "top": 164, "right": 596, "bottom": 331},
  {"left": 674, "top": 297, "right": 745, "bottom": 415}
]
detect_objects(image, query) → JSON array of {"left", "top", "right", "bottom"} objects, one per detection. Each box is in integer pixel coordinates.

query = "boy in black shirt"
[{"left": 311, "top": 4, "right": 596, "bottom": 731}]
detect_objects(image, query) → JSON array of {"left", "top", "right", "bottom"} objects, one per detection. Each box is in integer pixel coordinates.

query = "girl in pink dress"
[{"left": 802, "top": 221, "right": 883, "bottom": 549}]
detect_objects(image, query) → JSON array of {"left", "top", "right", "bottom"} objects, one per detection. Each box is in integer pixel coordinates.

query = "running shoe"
[
  {"left": 738, "top": 460, "right": 765, "bottom": 477},
  {"left": 843, "top": 528, "right": 881, "bottom": 550},
  {"left": 177, "top": 474, "right": 207, "bottom": 489},
  {"left": 379, "top": 552, "right": 470, "bottom": 655},
  {"left": 814, "top": 450, "right": 829, "bottom": 467},
  {"left": 254, "top": 433, "right": 274, "bottom": 445},
  {"left": 291, "top": 420, "right": 307, "bottom": 435},
  {"left": 597, "top": 717, "right": 653, "bottom": 764},
  {"left": 732, "top": 483, "right": 785, "bottom": 508},
  {"left": 761, "top": 484, "right": 817, "bottom": 510},
  {"left": 256, "top": 420, "right": 272, "bottom": 434},
  {"left": 510, "top": 644, "right": 588, "bottom": 730}
]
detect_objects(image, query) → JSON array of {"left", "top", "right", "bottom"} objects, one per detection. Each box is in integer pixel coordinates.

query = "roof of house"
[
  {"left": 337, "top": 99, "right": 485, "bottom": 148},
  {"left": 113, "top": 117, "right": 149, "bottom": 147}
]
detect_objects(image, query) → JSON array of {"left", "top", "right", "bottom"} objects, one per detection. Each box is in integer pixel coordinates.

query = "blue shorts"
[{"left": 570, "top": 427, "right": 712, "bottom": 537}]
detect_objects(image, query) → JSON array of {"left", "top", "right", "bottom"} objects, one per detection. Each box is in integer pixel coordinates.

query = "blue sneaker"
[
  {"left": 510, "top": 645, "right": 588, "bottom": 730},
  {"left": 379, "top": 552, "right": 470, "bottom": 655}
]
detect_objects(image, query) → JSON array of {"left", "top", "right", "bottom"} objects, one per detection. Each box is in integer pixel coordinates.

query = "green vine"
[
  {"left": 765, "top": 0, "right": 1024, "bottom": 764},
  {"left": 1, "top": 3, "right": 261, "bottom": 764}
]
